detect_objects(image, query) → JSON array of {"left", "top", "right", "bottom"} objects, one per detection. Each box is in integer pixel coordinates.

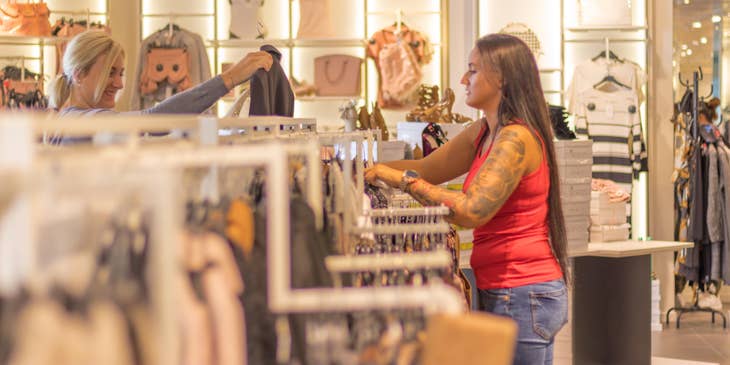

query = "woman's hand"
[
  {"left": 221, "top": 51, "right": 274, "bottom": 89},
  {"left": 364, "top": 164, "right": 402, "bottom": 189}
]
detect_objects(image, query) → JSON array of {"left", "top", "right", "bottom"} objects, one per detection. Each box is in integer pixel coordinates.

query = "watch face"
[{"left": 405, "top": 170, "right": 419, "bottom": 179}]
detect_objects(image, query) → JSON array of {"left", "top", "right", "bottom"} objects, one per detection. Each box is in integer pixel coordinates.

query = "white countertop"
[
  {"left": 567, "top": 240, "right": 693, "bottom": 258},
  {"left": 459, "top": 240, "right": 693, "bottom": 269}
]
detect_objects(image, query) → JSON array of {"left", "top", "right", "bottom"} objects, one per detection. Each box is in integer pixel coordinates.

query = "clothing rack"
[
  {"left": 666, "top": 68, "right": 728, "bottom": 329},
  {"left": 324, "top": 250, "right": 451, "bottom": 273},
  {"left": 1, "top": 118, "right": 180, "bottom": 364}
]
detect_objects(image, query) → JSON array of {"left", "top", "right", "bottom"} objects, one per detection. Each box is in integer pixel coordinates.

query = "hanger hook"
[
  {"left": 698, "top": 66, "right": 704, "bottom": 81},
  {"left": 704, "top": 84, "right": 714, "bottom": 100}
]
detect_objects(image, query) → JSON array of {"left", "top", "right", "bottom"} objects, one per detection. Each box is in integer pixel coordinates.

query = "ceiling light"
[
  {"left": 687, "top": 49, "right": 693, "bottom": 55},
  {"left": 712, "top": 15, "right": 722, "bottom": 23},
  {"left": 681, "top": 44, "right": 688, "bottom": 50},
  {"left": 681, "top": 51, "right": 687, "bottom": 57},
  {"left": 701, "top": 37, "right": 708, "bottom": 44},
  {"left": 692, "top": 40, "right": 699, "bottom": 46},
  {"left": 693, "top": 21, "right": 702, "bottom": 28},
  {"left": 684, "top": 0, "right": 690, "bottom": 4}
]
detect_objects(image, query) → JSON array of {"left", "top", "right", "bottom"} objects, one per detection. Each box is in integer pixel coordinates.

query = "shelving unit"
[
  {"left": 138, "top": 0, "right": 448, "bottom": 128},
  {"left": 0, "top": 1, "right": 110, "bottom": 90}
]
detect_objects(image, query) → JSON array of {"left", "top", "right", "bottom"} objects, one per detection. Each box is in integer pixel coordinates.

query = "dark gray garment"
[
  {"left": 707, "top": 144, "right": 723, "bottom": 243},
  {"left": 249, "top": 45, "right": 294, "bottom": 117},
  {"left": 716, "top": 143, "right": 730, "bottom": 282}
]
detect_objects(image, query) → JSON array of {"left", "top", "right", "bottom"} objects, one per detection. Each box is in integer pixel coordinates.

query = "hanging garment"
[
  {"left": 716, "top": 143, "right": 730, "bottom": 283},
  {"left": 378, "top": 41, "right": 422, "bottom": 107},
  {"left": 688, "top": 143, "right": 706, "bottom": 243},
  {"left": 53, "top": 19, "right": 110, "bottom": 75},
  {"left": 130, "top": 25, "right": 211, "bottom": 111},
  {"left": 249, "top": 45, "right": 294, "bottom": 117},
  {"left": 567, "top": 58, "right": 646, "bottom": 114},
  {"left": 548, "top": 104, "right": 576, "bottom": 139},
  {"left": 706, "top": 144, "right": 723, "bottom": 244},
  {"left": 421, "top": 122, "right": 447, "bottom": 157},
  {"left": 229, "top": 0, "right": 265, "bottom": 39},
  {"left": 574, "top": 88, "right": 643, "bottom": 194},
  {"left": 297, "top": 0, "right": 334, "bottom": 38},
  {"left": 367, "top": 25, "right": 433, "bottom": 108},
  {"left": 672, "top": 112, "right": 691, "bottom": 241}
]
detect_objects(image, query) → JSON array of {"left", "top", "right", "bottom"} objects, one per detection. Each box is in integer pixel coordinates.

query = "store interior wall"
[
  {"left": 448, "top": 0, "right": 479, "bottom": 121},
  {"left": 109, "top": 0, "right": 139, "bottom": 111}
]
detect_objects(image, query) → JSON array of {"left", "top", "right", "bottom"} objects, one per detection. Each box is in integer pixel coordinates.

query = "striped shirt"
[{"left": 574, "top": 88, "right": 642, "bottom": 194}]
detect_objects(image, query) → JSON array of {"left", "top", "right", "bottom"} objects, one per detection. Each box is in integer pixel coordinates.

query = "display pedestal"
[
  {"left": 573, "top": 255, "right": 650, "bottom": 364},
  {"left": 568, "top": 240, "right": 693, "bottom": 365}
]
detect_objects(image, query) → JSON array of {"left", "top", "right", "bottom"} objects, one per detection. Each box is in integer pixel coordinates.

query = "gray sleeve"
[
  {"left": 707, "top": 144, "right": 723, "bottom": 243},
  {"left": 139, "top": 75, "right": 229, "bottom": 115}
]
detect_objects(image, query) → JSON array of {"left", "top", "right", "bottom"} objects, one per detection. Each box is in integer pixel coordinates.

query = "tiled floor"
[
  {"left": 553, "top": 300, "right": 730, "bottom": 365},
  {"left": 652, "top": 308, "right": 730, "bottom": 365}
]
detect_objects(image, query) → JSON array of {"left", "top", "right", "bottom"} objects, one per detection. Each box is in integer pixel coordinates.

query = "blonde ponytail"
[
  {"left": 47, "top": 31, "right": 124, "bottom": 110},
  {"left": 48, "top": 73, "right": 72, "bottom": 110}
]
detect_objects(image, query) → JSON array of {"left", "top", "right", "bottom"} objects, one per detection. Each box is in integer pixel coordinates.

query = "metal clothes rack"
[
  {"left": 665, "top": 69, "right": 727, "bottom": 329},
  {"left": 0, "top": 118, "right": 178, "bottom": 365}
]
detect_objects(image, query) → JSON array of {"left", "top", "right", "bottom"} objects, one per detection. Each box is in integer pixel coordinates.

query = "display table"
[{"left": 568, "top": 240, "right": 693, "bottom": 365}]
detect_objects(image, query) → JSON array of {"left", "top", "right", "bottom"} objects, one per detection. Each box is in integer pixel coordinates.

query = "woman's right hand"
[{"left": 221, "top": 51, "right": 274, "bottom": 89}]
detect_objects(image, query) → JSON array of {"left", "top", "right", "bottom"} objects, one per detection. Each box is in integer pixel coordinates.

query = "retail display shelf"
[
  {"left": 142, "top": 12, "right": 215, "bottom": 17},
  {"left": 0, "top": 35, "right": 66, "bottom": 46},
  {"left": 563, "top": 37, "right": 648, "bottom": 43},
  {"left": 568, "top": 240, "right": 693, "bottom": 258},
  {"left": 296, "top": 96, "right": 363, "bottom": 102},
  {"left": 565, "top": 26, "right": 648, "bottom": 32},
  {"left": 210, "top": 38, "right": 368, "bottom": 48}
]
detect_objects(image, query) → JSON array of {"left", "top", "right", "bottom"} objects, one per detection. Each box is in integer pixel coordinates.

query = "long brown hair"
[{"left": 475, "top": 33, "right": 570, "bottom": 283}]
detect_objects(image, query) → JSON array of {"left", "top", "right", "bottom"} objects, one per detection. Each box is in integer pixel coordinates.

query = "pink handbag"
[{"left": 314, "top": 54, "right": 362, "bottom": 97}]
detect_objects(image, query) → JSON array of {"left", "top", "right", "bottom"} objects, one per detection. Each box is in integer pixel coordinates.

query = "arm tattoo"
[{"left": 405, "top": 128, "right": 528, "bottom": 227}]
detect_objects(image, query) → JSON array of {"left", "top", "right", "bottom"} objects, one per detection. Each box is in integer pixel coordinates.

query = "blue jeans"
[{"left": 478, "top": 279, "right": 568, "bottom": 365}]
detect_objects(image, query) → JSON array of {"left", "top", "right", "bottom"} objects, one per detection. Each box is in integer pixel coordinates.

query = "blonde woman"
[{"left": 48, "top": 31, "right": 272, "bottom": 116}]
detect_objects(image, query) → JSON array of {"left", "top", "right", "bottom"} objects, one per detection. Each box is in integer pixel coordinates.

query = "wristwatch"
[{"left": 400, "top": 169, "right": 420, "bottom": 192}]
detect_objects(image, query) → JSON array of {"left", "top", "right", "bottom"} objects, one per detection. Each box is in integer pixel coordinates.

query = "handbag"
[
  {"left": 0, "top": 0, "right": 51, "bottom": 36},
  {"left": 314, "top": 54, "right": 362, "bottom": 97}
]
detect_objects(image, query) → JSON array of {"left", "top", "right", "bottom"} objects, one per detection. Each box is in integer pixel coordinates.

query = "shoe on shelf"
[{"left": 290, "top": 77, "right": 317, "bottom": 97}]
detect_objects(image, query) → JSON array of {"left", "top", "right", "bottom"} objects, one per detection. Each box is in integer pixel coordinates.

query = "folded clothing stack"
[
  {"left": 589, "top": 179, "right": 630, "bottom": 242},
  {"left": 555, "top": 139, "right": 593, "bottom": 250}
]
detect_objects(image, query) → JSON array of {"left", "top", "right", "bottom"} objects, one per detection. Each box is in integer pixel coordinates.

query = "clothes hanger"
[
  {"left": 592, "top": 50, "right": 624, "bottom": 63},
  {"left": 593, "top": 73, "right": 631, "bottom": 90}
]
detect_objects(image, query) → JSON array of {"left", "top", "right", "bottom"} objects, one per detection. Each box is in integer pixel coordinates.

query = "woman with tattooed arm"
[{"left": 364, "top": 34, "right": 569, "bottom": 365}]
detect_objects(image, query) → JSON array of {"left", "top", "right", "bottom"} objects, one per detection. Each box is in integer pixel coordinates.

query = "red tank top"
[{"left": 463, "top": 122, "right": 562, "bottom": 289}]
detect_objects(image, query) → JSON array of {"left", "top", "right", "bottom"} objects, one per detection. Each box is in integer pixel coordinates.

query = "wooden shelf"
[
  {"left": 296, "top": 96, "right": 363, "bottom": 102},
  {"left": 565, "top": 25, "right": 648, "bottom": 32},
  {"left": 0, "top": 35, "right": 66, "bottom": 46},
  {"left": 210, "top": 38, "right": 368, "bottom": 48}
]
